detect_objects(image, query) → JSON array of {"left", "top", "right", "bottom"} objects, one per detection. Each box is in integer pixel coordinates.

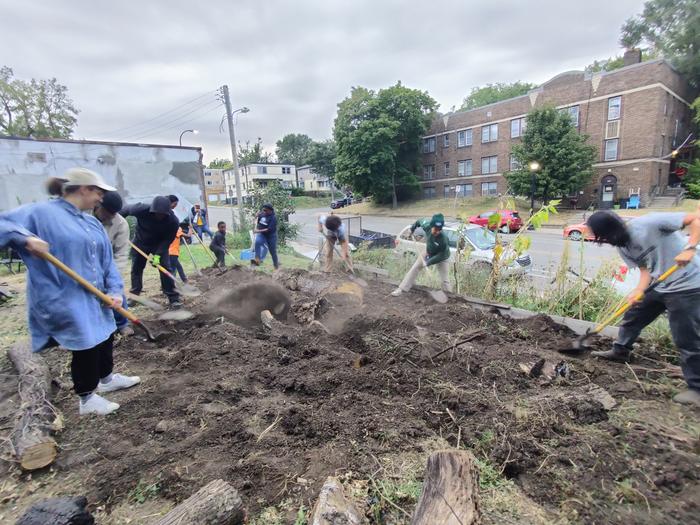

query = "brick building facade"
[{"left": 421, "top": 56, "right": 696, "bottom": 208}]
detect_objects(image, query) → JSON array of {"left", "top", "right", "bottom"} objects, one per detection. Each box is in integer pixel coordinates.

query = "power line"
[
  {"left": 126, "top": 104, "right": 225, "bottom": 142},
  {"left": 92, "top": 90, "right": 218, "bottom": 136},
  {"left": 117, "top": 99, "right": 222, "bottom": 141}
]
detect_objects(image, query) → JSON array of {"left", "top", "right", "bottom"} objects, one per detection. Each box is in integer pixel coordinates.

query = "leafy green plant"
[
  {"left": 128, "top": 476, "right": 161, "bottom": 504},
  {"left": 243, "top": 181, "right": 299, "bottom": 245}
]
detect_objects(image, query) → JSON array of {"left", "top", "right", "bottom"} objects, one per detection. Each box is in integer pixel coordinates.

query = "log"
[
  {"left": 16, "top": 496, "right": 94, "bottom": 525},
  {"left": 7, "top": 341, "right": 59, "bottom": 471},
  {"left": 310, "top": 476, "right": 364, "bottom": 525},
  {"left": 411, "top": 450, "right": 481, "bottom": 525},
  {"left": 153, "top": 479, "right": 244, "bottom": 525}
]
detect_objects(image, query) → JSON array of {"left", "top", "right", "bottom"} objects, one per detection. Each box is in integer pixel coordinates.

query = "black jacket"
[{"left": 121, "top": 203, "right": 179, "bottom": 255}]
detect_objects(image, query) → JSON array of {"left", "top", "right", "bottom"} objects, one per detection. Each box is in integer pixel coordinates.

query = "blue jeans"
[
  {"left": 254, "top": 233, "right": 279, "bottom": 268},
  {"left": 193, "top": 224, "right": 213, "bottom": 240},
  {"left": 113, "top": 295, "right": 128, "bottom": 329}
]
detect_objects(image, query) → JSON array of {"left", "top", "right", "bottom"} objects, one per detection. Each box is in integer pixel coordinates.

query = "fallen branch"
[
  {"left": 310, "top": 476, "right": 364, "bottom": 525},
  {"left": 7, "top": 341, "right": 59, "bottom": 471},
  {"left": 432, "top": 330, "right": 487, "bottom": 360},
  {"left": 153, "top": 479, "right": 244, "bottom": 525}
]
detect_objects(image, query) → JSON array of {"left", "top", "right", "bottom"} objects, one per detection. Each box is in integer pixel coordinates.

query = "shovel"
[
  {"left": 181, "top": 238, "right": 202, "bottom": 276},
  {"left": 39, "top": 252, "right": 167, "bottom": 341},
  {"left": 332, "top": 244, "right": 367, "bottom": 287},
  {"left": 190, "top": 229, "right": 226, "bottom": 273},
  {"left": 559, "top": 264, "right": 680, "bottom": 354},
  {"left": 129, "top": 242, "right": 202, "bottom": 297},
  {"left": 308, "top": 237, "right": 325, "bottom": 270},
  {"left": 410, "top": 235, "right": 447, "bottom": 303}
]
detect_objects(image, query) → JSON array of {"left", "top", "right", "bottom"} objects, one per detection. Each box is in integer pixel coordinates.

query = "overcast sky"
[{"left": 1, "top": 0, "right": 645, "bottom": 163}]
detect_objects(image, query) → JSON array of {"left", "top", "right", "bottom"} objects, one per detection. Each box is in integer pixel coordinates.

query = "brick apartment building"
[{"left": 421, "top": 52, "right": 696, "bottom": 208}]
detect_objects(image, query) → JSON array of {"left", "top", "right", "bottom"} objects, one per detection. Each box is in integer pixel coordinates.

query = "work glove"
[{"left": 150, "top": 254, "right": 161, "bottom": 267}]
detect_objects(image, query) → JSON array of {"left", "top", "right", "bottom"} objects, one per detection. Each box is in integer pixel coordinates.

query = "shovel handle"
[
  {"left": 593, "top": 264, "right": 680, "bottom": 334},
  {"left": 129, "top": 242, "right": 178, "bottom": 281},
  {"left": 39, "top": 252, "right": 141, "bottom": 324}
]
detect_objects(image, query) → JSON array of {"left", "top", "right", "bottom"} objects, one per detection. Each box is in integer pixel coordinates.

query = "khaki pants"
[{"left": 399, "top": 258, "right": 451, "bottom": 292}]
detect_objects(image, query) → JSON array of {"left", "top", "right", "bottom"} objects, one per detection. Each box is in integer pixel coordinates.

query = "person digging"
[
  {"left": 317, "top": 214, "right": 353, "bottom": 273},
  {"left": 391, "top": 213, "right": 451, "bottom": 298},
  {"left": 120, "top": 196, "right": 182, "bottom": 308},
  {"left": 586, "top": 210, "right": 700, "bottom": 407},
  {"left": 209, "top": 221, "right": 227, "bottom": 268}
]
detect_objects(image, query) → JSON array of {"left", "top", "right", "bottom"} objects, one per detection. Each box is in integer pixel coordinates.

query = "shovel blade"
[
  {"left": 175, "top": 282, "right": 202, "bottom": 297},
  {"left": 558, "top": 333, "right": 593, "bottom": 354},
  {"left": 430, "top": 290, "right": 448, "bottom": 304},
  {"left": 133, "top": 320, "right": 169, "bottom": 342},
  {"left": 158, "top": 309, "right": 195, "bottom": 321}
]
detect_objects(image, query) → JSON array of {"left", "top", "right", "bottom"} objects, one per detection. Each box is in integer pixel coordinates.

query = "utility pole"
[{"left": 221, "top": 85, "right": 245, "bottom": 229}]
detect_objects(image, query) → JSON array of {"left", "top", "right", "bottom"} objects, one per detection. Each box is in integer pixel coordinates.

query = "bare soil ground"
[{"left": 1, "top": 265, "right": 699, "bottom": 524}]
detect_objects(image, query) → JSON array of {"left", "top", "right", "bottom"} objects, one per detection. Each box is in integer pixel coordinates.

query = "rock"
[{"left": 155, "top": 420, "right": 170, "bottom": 433}]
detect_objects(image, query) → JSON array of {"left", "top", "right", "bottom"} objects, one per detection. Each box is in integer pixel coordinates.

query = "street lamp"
[
  {"left": 179, "top": 129, "right": 199, "bottom": 146},
  {"left": 528, "top": 161, "right": 541, "bottom": 216}
]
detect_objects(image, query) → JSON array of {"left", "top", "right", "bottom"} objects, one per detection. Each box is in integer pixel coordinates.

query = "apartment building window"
[
  {"left": 424, "top": 187, "right": 436, "bottom": 199},
  {"left": 423, "top": 164, "right": 435, "bottom": 180},
  {"left": 509, "top": 155, "right": 521, "bottom": 171},
  {"left": 423, "top": 137, "right": 436, "bottom": 153},
  {"left": 455, "top": 184, "right": 472, "bottom": 197},
  {"left": 443, "top": 134, "right": 450, "bottom": 148},
  {"left": 481, "top": 156, "right": 498, "bottom": 174},
  {"left": 458, "top": 159, "right": 472, "bottom": 177},
  {"left": 444, "top": 185, "right": 451, "bottom": 198},
  {"left": 481, "top": 182, "right": 498, "bottom": 196},
  {"left": 257, "top": 166, "right": 268, "bottom": 174},
  {"left": 481, "top": 123, "right": 498, "bottom": 143},
  {"left": 604, "top": 139, "right": 619, "bottom": 161},
  {"left": 559, "top": 106, "right": 580, "bottom": 127},
  {"left": 457, "top": 129, "right": 473, "bottom": 147},
  {"left": 282, "top": 166, "right": 291, "bottom": 174},
  {"left": 443, "top": 162, "right": 450, "bottom": 176},
  {"left": 608, "top": 96, "right": 621, "bottom": 120},
  {"left": 510, "top": 118, "right": 526, "bottom": 138}
]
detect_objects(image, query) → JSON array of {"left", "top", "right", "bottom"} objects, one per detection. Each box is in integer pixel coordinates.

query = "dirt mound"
[{"left": 3, "top": 266, "right": 698, "bottom": 524}]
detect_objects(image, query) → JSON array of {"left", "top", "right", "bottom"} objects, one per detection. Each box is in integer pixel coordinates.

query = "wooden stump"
[
  {"left": 310, "top": 477, "right": 364, "bottom": 525},
  {"left": 7, "top": 341, "right": 59, "bottom": 471},
  {"left": 153, "top": 479, "right": 244, "bottom": 525},
  {"left": 411, "top": 450, "right": 481, "bottom": 525}
]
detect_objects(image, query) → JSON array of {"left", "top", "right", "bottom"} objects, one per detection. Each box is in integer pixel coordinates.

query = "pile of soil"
[{"left": 2, "top": 266, "right": 699, "bottom": 524}]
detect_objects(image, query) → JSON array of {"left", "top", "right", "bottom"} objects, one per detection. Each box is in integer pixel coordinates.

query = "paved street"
[{"left": 209, "top": 205, "right": 621, "bottom": 280}]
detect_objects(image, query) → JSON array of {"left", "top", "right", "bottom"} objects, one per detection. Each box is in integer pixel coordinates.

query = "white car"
[{"left": 394, "top": 222, "right": 532, "bottom": 275}]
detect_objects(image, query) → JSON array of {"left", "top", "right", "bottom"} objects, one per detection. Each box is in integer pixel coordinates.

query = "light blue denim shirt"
[{"left": 0, "top": 199, "right": 123, "bottom": 352}]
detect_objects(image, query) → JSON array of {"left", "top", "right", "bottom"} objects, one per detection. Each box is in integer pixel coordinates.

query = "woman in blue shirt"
[{"left": 0, "top": 168, "right": 141, "bottom": 416}]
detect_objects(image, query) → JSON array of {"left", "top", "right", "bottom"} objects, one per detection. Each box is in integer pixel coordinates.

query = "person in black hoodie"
[
  {"left": 252, "top": 203, "right": 279, "bottom": 269},
  {"left": 209, "top": 221, "right": 227, "bottom": 267},
  {"left": 120, "top": 196, "right": 181, "bottom": 307}
]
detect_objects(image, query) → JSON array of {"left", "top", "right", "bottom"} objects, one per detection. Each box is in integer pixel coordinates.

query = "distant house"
[
  {"left": 224, "top": 162, "right": 297, "bottom": 202},
  {"left": 203, "top": 168, "right": 227, "bottom": 204},
  {"left": 297, "top": 164, "right": 335, "bottom": 192}
]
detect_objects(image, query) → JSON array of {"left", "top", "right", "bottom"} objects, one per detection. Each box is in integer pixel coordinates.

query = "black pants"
[
  {"left": 130, "top": 247, "right": 179, "bottom": 303},
  {"left": 170, "top": 254, "right": 187, "bottom": 281},
  {"left": 210, "top": 245, "right": 225, "bottom": 266},
  {"left": 615, "top": 287, "right": 700, "bottom": 390},
  {"left": 71, "top": 335, "right": 114, "bottom": 396}
]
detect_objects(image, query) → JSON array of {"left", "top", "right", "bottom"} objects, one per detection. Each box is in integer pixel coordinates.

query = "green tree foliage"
[
  {"left": 207, "top": 158, "right": 233, "bottom": 169},
  {"left": 505, "top": 107, "right": 597, "bottom": 203},
  {"left": 585, "top": 49, "right": 660, "bottom": 73},
  {"left": 460, "top": 82, "right": 537, "bottom": 111},
  {"left": 333, "top": 83, "right": 438, "bottom": 205},
  {"left": 243, "top": 181, "right": 298, "bottom": 245},
  {"left": 238, "top": 138, "right": 272, "bottom": 165},
  {"left": 306, "top": 139, "right": 337, "bottom": 182},
  {"left": 621, "top": 0, "right": 700, "bottom": 86},
  {"left": 680, "top": 96, "right": 700, "bottom": 198},
  {"left": 275, "top": 133, "right": 313, "bottom": 166},
  {"left": 0, "top": 66, "right": 78, "bottom": 138}
]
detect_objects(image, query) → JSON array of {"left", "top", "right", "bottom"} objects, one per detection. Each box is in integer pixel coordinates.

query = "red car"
[
  {"left": 468, "top": 210, "right": 523, "bottom": 233},
  {"left": 563, "top": 222, "right": 594, "bottom": 241}
]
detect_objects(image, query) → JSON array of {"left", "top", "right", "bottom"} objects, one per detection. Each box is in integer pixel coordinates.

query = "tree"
[
  {"left": 275, "top": 133, "right": 313, "bottom": 166},
  {"left": 333, "top": 83, "right": 438, "bottom": 207},
  {"left": 585, "top": 49, "right": 659, "bottom": 73},
  {"left": 505, "top": 107, "right": 597, "bottom": 204},
  {"left": 243, "top": 181, "right": 298, "bottom": 245},
  {"left": 0, "top": 66, "right": 79, "bottom": 138},
  {"left": 680, "top": 96, "right": 700, "bottom": 198},
  {"left": 621, "top": 0, "right": 700, "bottom": 86},
  {"left": 207, "top": 158, "right": 233, "bottom": 169},
  {"left": 460, "top": 82, "right": 537, "bottom": 111},
  {"left": 237, "top": 138, "right": 272, "bottom": 165},
  {"left": 306, "top": 139, "right": 337, "bottom": 193}
]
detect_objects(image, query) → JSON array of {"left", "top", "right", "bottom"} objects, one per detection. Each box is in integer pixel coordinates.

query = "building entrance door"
[{"left": 600, "top": 175, "right": 617, "bottom": 209}]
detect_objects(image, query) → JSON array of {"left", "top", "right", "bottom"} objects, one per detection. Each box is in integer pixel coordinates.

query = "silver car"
[{"left": 394, "top": 222, "right": 532, "bottom": 275}]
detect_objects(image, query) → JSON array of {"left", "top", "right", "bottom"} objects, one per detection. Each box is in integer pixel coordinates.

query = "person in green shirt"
[{"left": 391, "top": 213, "right": 451, "bottom": 297}]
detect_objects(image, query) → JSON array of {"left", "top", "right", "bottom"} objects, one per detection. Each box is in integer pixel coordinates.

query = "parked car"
[
  {"left": 468, "top": 210, "right": 523, "bottom": 233},
  {"left": 394, "top": 222, "right": 532, "bottom": 275},
  {"left": 330, "top": 197, "right": 352, "bottom": 209},
  {"left": 563, "top": 222, "right": 595, "bottom": 241}
]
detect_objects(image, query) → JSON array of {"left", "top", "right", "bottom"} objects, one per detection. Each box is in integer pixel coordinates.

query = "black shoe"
[
  {"left": 591, "top": 348, "right": 631, "bottom": 363},
  {"left": 169, "top": 300, "right": 183, "bottom": 309}
]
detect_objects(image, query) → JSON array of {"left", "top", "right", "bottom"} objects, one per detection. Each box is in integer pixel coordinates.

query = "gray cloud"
[{"left": 0, "top": 0, "right": 645, "bottom": 161}]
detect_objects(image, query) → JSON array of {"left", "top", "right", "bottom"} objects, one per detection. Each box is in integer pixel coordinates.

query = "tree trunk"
[
  {"left": 411, "top": 450, "right": 481, "bottom": 525},
  {"left": 7, "top": 341, "right": 59, "bottom": 471},
  {"left": 310, "top": 477, "right": 364, "bottom": 525},
  {"left": 153, "top": 479, "right": 244, "bottom": 525}
]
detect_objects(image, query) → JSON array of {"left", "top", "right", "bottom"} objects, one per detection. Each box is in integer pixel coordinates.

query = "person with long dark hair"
[
  {"left": 0, "top": 168, "right": 141, "bottom": 415},
  {"left": 586, "top": 210, "right": 700, "bottom": 407}
]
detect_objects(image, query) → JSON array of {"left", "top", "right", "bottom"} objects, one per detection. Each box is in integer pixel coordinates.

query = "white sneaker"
[
  {"left": 97, "top": 373, "right": 141, "bottom": 393},
  {"left": 390, "top": 288, "right": 403, "bottom": 297},
  {"left": 79, "top": 394, "right": 120, "bottom": 416},
  {"left": 118, "top": 325, "right": 135, "bottom": 337}
]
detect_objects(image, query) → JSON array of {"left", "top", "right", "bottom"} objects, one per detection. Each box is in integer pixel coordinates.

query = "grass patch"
[
  {"left": 128, "top": 476, "right": 161, "bottom": 504},
  {"left": 292, "top": 195, "right": 332, "bottom": 209},
  {"left": 343, "top": 196, "right": 531, "bottom": 218}
]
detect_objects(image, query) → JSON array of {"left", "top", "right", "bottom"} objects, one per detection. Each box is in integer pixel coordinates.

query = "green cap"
[{"left": 429, "top": 213, "right": 445, "bottom": 228}]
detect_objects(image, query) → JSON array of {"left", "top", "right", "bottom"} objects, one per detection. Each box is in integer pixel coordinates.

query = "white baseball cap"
[{"left": 62, "top": 167, "right": 116, "bottom": 191}]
